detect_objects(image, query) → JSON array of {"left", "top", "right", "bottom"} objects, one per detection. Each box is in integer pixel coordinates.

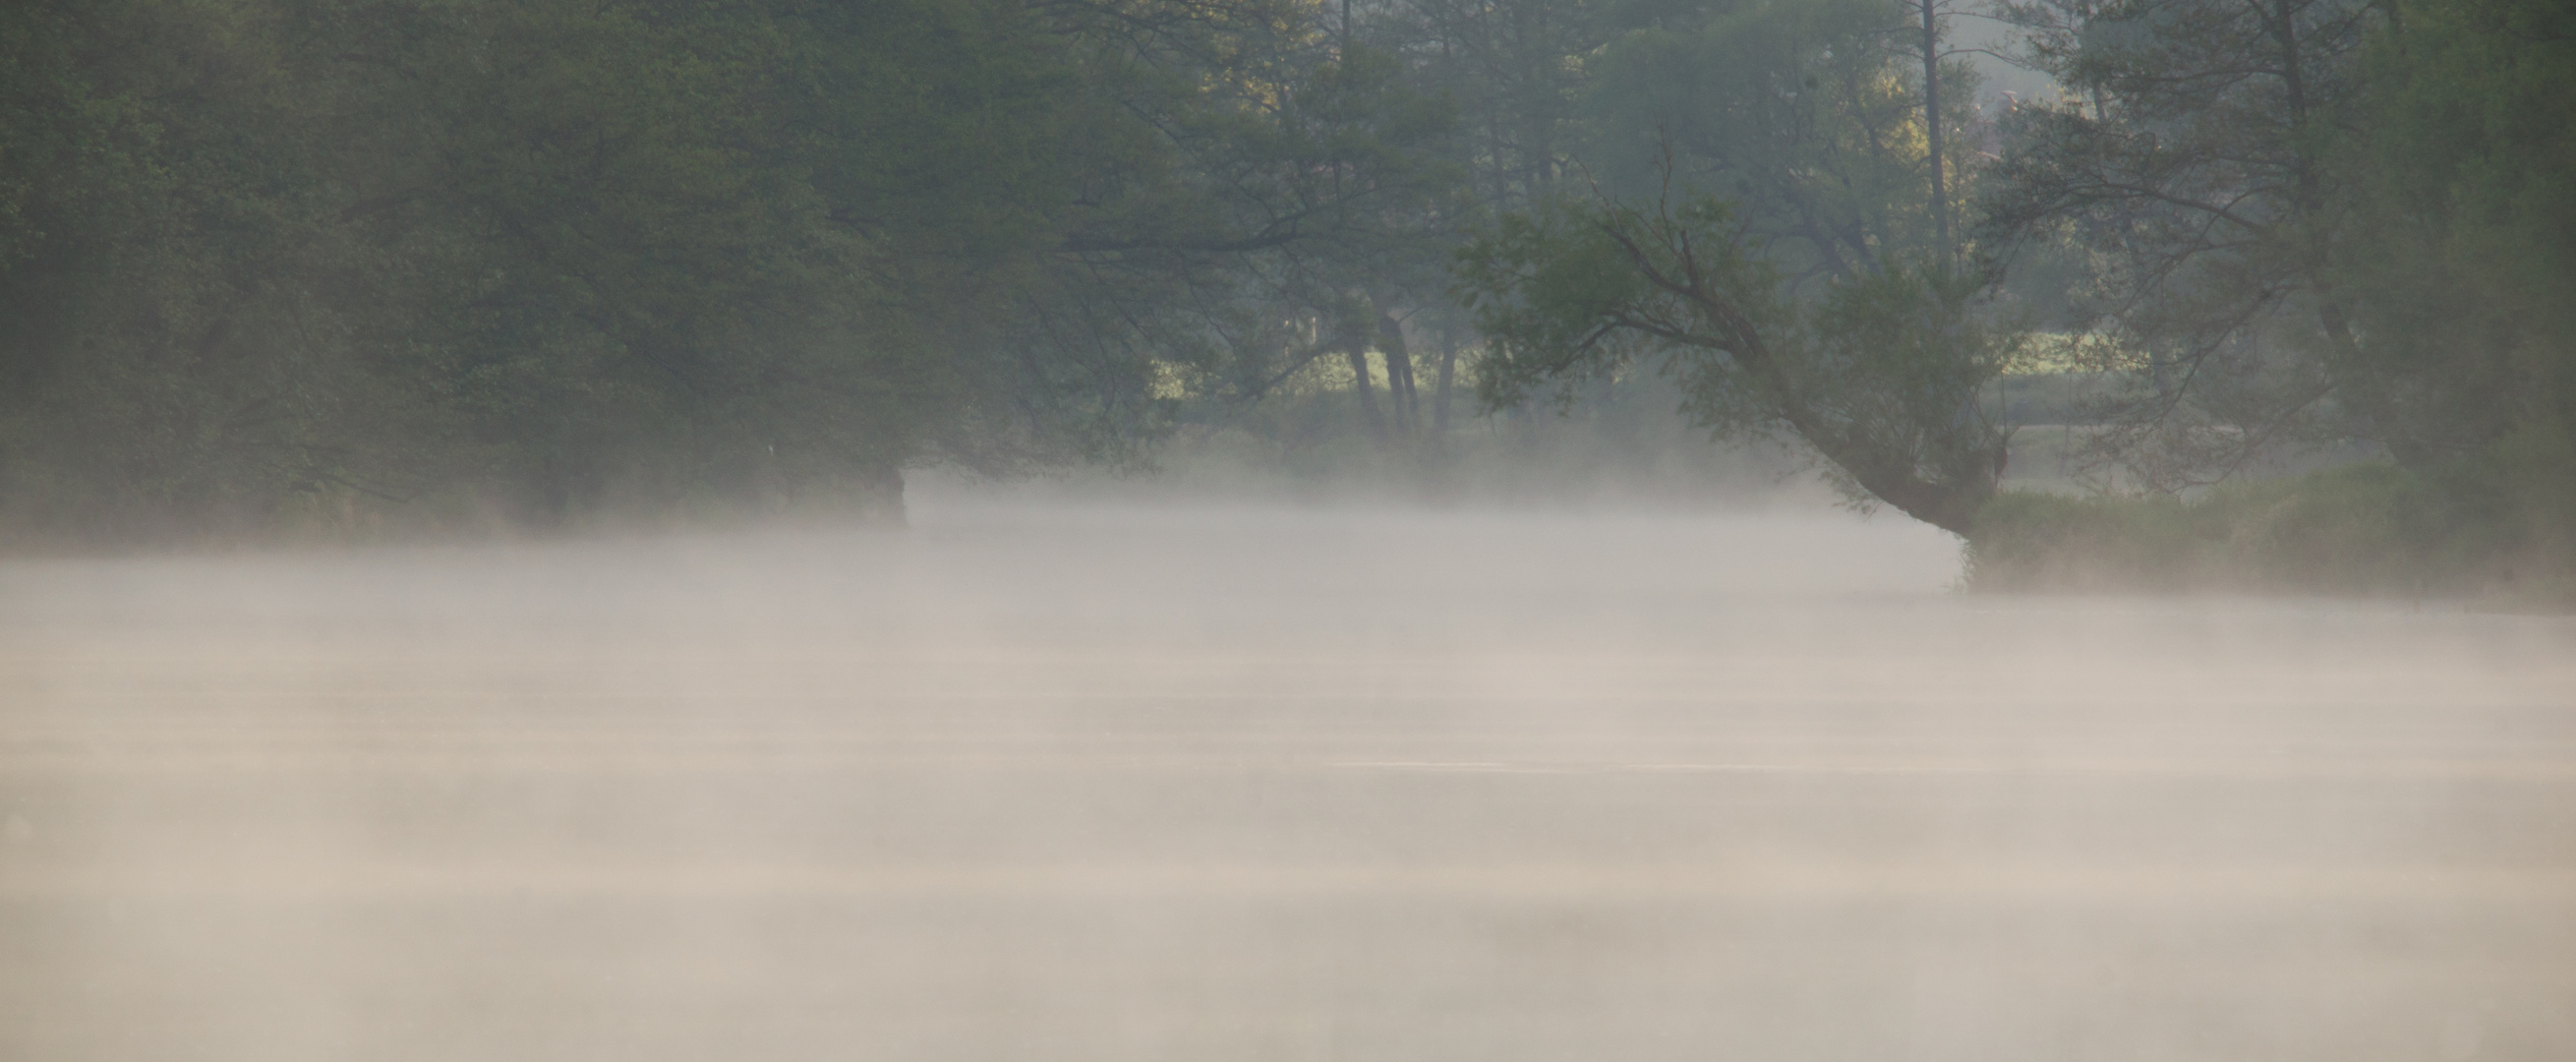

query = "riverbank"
[{"left": 1966, "top": 462, "right": 2576, "bottom": 612}]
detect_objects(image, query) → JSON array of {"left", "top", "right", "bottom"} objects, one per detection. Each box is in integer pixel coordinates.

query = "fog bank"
[{"left": 3, "top": 502, "right": 2570, "bottom": 1062}]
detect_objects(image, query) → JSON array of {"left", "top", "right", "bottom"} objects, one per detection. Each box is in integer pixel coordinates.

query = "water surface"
[{"left": 3, "top": 502, "right": 2570, "bottom": 1061}]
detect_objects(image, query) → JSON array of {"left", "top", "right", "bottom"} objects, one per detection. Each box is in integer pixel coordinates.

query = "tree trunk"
[
  {"left": 1377, "top": 313, "right": 1418, "bottom": 436},
  {"left": 1345, "top": 341, "right": 1386, "bottom": 441},
  {"left": 1921, "top": 0, "right": 1948, "bottom": 260},
  {"left": 1433, "top": 334, "right": 1459, "bottom": 437},
  {"left": 1595, "top": 221, "right": 2001, "bottom": 536}
]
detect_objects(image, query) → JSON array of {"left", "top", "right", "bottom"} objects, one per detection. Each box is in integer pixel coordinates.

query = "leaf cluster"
[{"left": 1458, "top": 175, "right": 2021, "bottom": 534}]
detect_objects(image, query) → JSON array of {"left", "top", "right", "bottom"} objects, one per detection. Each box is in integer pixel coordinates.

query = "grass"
[{"left": 1965, "top": 461, "right": 2574, "bottom": 608}]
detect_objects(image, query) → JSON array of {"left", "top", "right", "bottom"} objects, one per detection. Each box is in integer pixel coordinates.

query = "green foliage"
[
  {"left": 0, "top": 0, "right": 1470, "bottom": 542},
  {"left": 1964, "top": 0, "right": 2575, "bottom": 595},
  {"left": 0, "top": 0, "right": 453, "bottom": 535},
  {"left": 1968, "top": 461, "right": 2567, "bottom": 602},
  {"left": 2331, "top": 0, "right": 2576, "bottom": 539},
  {"left": 977, "top": 7, "right": 1471, "bottom": 463},
  {"left": 1968, "top": 489, "right": 2199, "bottom": 591},
  {"left": 1456, "top": 181, "right": 2022, "bottom": 535},
  {"left": 1375, "top": 0, "right": 1613, "bottom": 209},
  {"left": 1980, "top": 0, "right": 2378, "bottom": 489},
  {"left": 6, "top": 0, "right": 2558, "bottom": 596},
  {"left": 1428, "top": 0, "right": 2045, "bottom": 536},
  {"left": 1579, "top": 0, "right": 1985, "bottom": 277}
]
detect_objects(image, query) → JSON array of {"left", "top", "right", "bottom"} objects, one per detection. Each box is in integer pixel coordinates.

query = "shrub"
[{"left": 1966, "top": 461, "right": 2567, "bottom": 602}]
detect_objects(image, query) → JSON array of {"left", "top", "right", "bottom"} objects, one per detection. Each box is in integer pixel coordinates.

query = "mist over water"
[{"left": 2, "top": 499, "right": 2570, "bottom": 1062}]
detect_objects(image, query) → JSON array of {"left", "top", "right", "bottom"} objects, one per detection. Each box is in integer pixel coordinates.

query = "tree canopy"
[
  {"left": 1, "top": 0, "right": 2566, "bottom": 568},
  {"left": 0, "top": 0, "right": 1459, "bottom": 536}
]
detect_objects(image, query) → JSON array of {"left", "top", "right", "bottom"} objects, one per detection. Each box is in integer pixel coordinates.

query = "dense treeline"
[
  {"left": 3, "top": 0, "right": 2568, "bottom": 594},
  {"left": 1440, "top": 0, "right": 2573, "bottom": 595},
  {"left": 6, "top": 0, "right": 1018, "bottom": 532},
  {"left": 0, "top": 0, "right": 1456, "bottom": 537},
  {"left": 1961, "top": 0, "right": 2575, "bottom": 597}
]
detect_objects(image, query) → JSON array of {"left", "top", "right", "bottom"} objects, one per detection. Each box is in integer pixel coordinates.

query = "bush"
[
  {"left": 1966, "top": 491, "right": 2202, "bottom": 592},
  {"left": 1966, "top": 462, "right": 2569, "bottom": 603}
]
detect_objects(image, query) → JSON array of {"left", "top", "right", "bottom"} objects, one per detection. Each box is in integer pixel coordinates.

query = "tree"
[
  {"left": 1982, "top": 0, "right": 2382, "bottom": 489},
  {"left": 2328, "top": 0, "right": 2576, "bottom": 543},
  {"left": 1578, "top": 0, "right": 1988, "bottom": 280},
  {"left": 1374, "top": 0, "right": 1618, "bottom": 439},
  {"left": 1440, "top": 0, "right": 2023, "bottom": 534},
  {"left": 1038, "top": 0, "right": 1468, "bottom": 451},
  {"left": 1456, "top": 171, "right": 2021, "bottom": 535},
  {"left": 0, "top": 0, "right": 1470, "bottom": 537},
  {"left": 0, "top": 0, "right": 465, "bottom": 532}
]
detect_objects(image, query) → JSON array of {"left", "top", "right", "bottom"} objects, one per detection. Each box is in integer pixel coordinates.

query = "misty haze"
[
  {"left": 5, "top": 493, "right": 2571, "bottom": 1060},
  {"left": 4, "top": 0, "right": 2572, "bottom": 1058}
]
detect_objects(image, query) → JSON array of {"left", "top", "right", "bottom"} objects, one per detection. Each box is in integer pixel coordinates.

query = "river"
[{"left": 3, "top": 501, "right": 2570, "bottom": 1061}]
